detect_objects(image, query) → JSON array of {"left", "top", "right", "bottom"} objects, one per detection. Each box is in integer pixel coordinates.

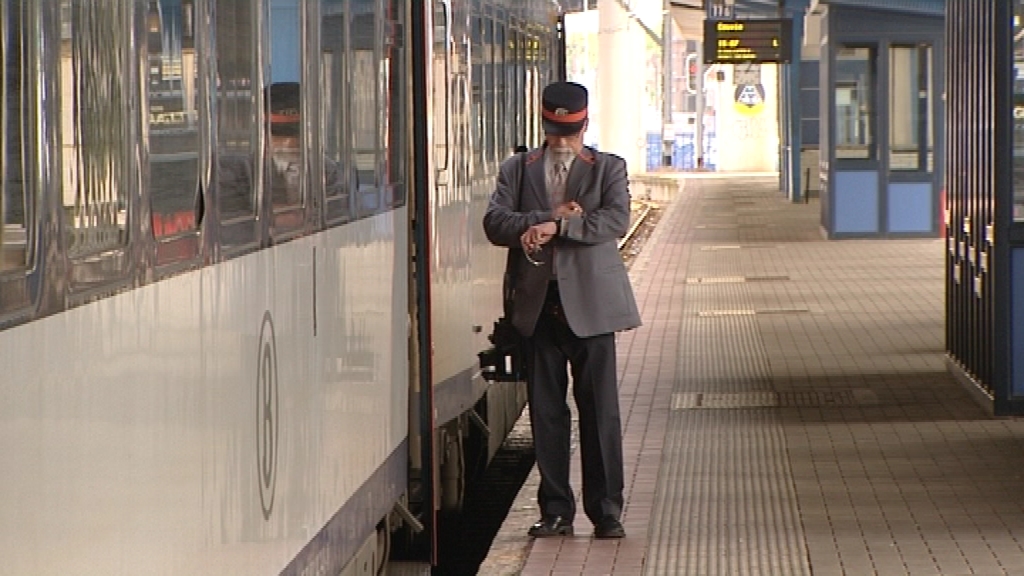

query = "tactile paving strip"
[
  {"left": 685, "top": 275, "right": 791, "bottom": 284},
  {"left": 645, "top": 190, "right": 812, "bottom": 575},
  {"left": 696, "top": 307, "right": 810, "bottom": 317},
  {"left": 644, "top": 410, "right": 811, "bottom": 576},
  {"left": 671, "top": 389, "right": 880, "bottom": 410},
  {"left": 646, "top": 339, "right": 812, "bottom": 574}
]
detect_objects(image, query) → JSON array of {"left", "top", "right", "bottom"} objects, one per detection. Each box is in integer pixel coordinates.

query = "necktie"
[
  {"left": 548, "top": 161, "right": 568, "bottom": 277},
  {"left": 550, "top": 161, "right": 568, "bottom": 206}
]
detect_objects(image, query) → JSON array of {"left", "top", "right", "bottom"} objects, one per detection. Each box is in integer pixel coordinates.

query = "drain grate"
[
  {"left": 697, "top": 307, "right": 809, "bottom": 317},
  {"left": 671, "top": 389, "right": 878, "bottom": 410}
]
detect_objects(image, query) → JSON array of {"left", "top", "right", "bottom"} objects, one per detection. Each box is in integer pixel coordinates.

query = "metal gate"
[{"left": 944, "top": 0, "right": 1020, "bottom": 414}]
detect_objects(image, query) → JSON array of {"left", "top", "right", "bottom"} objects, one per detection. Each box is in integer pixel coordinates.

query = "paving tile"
[{"left": 478, "top": 175, "right": 1024, "bottom": 576}]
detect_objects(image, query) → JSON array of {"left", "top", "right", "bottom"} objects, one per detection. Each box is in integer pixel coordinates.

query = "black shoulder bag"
[{"left": 480, "top": 152, "right": 528, "bottom": 382}]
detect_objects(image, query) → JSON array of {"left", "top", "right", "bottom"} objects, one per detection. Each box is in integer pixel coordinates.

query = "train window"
[
  {"left": 537, "top": 36, "right": 548, "bottom": 139},
  {"left": 526, "top": 35, "right": 538, "bottom": 148},
  {"left": 2, "top": 0, "right": 29, "bottom": 274},
  {"left": 147, "top": 0, "right": 201, "bottom": 248},
  {"left": 523, "top": 33, "right": 536, "bottom": 148},
  {"left": 495, "top": 21, "right": 507, "bottom": 156},
  {"left": 59, "top": 0, "right": 131, "bottom": 259},
  {"left": 834, "top": 46, "right": 876, "bottom": 161},
  {"left": 471, "top": 16, "right": 484, "bottom": 174},
  {"left": 214, "top": 0, "right": 258, "bottom": 231},
  {"left": 510, "top": 28, "right": 521, "bottom": 148},
  {"left": 888, "top": 45, "right": 933, "bottom": 172},
  {"left": 384, "top": 0, "right": 406, "bottom": 207},
  {"left": 351, "top": 0, "right": 382, "bottom": 218},
  {"left": 267, "top": 0, "right": 305, "bottom": 229},
  {"left": 484, "top": 17, "right": 496, "bottom": 166},
  {"left": 322, "top": 0, "right": 353, "bottom": 224},
  {"left": 432, "top": 0, "right": 449, "bottom": 181}
]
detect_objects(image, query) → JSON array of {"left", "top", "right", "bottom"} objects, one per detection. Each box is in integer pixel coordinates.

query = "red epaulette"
[{"left": 578, "top": 147, "right": 596, "bottom": 165}]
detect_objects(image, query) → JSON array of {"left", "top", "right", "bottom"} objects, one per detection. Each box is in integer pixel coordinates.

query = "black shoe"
[
  {"left": 593, "top": 516, "right": 625, "bottom": 539},
  {"left": 528, "top": 515, "right": 574, "bottom": 537}
]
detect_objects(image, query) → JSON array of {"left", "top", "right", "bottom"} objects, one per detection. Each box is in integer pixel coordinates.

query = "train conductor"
[{"left": 483, "top": 81, "right": 641, "bottom": 539}]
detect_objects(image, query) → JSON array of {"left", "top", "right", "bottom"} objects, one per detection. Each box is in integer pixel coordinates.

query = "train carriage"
[{"left": 0, "top": 0, "right": 564, "bottom": 574}]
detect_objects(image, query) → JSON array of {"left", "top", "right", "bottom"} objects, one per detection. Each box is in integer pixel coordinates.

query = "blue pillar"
[{"left": 783, "top": 1, "right": 806, "bottom": 202}]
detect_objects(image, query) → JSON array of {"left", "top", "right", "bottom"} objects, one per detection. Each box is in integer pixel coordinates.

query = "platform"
[{"left": 478, "top": 174, "right": 1024, "bottom": 576}]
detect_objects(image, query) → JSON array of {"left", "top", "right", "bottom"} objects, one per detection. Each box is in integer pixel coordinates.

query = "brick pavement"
[{"left": 478, "top": 174, "right": 1024, "bottom": 576}]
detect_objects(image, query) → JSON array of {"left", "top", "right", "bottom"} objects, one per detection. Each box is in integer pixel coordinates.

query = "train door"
[
  {"left": 403, "top": 0, "right": 451, "bottom": 563},
  {"left": 408, "top": 0, "right": 476, "bottom": 562}
]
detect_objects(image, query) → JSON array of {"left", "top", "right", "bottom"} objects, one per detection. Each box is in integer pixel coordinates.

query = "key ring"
[{"left": 524, "top": 247, "right": 545, "bottom": 267}]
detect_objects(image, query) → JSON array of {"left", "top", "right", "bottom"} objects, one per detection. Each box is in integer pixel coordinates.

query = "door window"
[
  {"left": 889, "top": 45, "right": 933, "bottom": 172},
  {"left": 834, "top": 46, "right": 875, "bottom": 160}
]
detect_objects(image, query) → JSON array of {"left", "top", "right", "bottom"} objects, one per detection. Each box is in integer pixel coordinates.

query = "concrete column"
[
  {"left": 712, "top": 63, "right": 780, "bottom": 172},
  {"left": 596, "top": 0, "right": 644, "bottom": 172}
]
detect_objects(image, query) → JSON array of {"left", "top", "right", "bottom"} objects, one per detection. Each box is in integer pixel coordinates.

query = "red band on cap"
[
  {"left": 542, "top": 107, "right": 588, "bottom": 123},
  {"left": 270, "top": 113, "right": 300, "bottom": 124}
]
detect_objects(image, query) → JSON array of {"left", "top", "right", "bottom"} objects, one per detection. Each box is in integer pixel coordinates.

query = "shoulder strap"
[
  {"left": 518, "top": 150, "right": 527, "bottom": 211},
  {"left": 503, "top": 151, "right": 529, "bottom": 316}
]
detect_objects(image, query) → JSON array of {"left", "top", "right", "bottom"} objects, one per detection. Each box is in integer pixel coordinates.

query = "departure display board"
[{"left": 703, "top": 19, "right": 793, "bottom": 64}]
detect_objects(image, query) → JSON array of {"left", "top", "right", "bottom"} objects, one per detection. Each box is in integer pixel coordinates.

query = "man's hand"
[
  {"left": 520, "top": 221, "right": 557, "bottom": 254},
  {"left": 551, "top": 201, "right": 583, "bottom": 219}
]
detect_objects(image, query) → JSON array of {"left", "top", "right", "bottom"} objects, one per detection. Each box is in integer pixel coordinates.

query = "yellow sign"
[{"left": 704, "top": 19, "right": 792, "bottom": 64}]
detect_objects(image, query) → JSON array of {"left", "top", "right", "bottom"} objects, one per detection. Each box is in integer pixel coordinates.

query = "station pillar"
[{"left": 596, "top": 0, "right": 645, "bottom": 172}]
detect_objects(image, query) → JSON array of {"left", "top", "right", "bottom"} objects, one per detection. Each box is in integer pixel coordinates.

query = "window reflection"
[
  {"left": 471, "top": 16, "right": 483, "bottom": 173},
  {"left": 267, "top": 82, "right": 303, "bottom": 212},
  {"left": 432, "top": 0, "right": 448, "bottom": 178},
  {"left": 483, "top": 17, "right": 495, "bottom": 164},
  {"left": 147, "top": 0, "right": 200, "bottom": 239},
  {"left": 59, "top": 0, "right": 131, "bottom": 257},
  {"left": 322, "top": 0, "right": 352, "bottom": 224},
  {"left": 214, "top": 0, "right": 256, "bottom": 222},
  {"left": 267, "top": 0, "right": 304, "bottom": 221},
  {"left": 2, "top": 0, "right": 28, "bottom": 272},
  {"left": 351, "top": 0, "right": 380, "bottom": 217},
  {"left": 385, "top": 0, "right": 406, "bottom": 207},
  {"left": 889, "top": 45, "right": 933, "bottom": 172},
  {"left": 495, "top": 21, "right": 507, "bottom": 155},
  {"left": 834, "top": 46, "right": 875, "bottom": 160},
  {"left": 511, "top": 31, "right": 522, "bottom": 147},
  {"left": 525, "top": 35, "right": 541, "bottom": 148}
]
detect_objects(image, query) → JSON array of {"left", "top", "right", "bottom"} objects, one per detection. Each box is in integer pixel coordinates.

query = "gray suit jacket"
[{"left": 483, "top": 146, "right": 642, "bottom": 339}]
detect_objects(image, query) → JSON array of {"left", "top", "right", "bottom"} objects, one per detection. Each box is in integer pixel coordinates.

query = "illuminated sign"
[{"left": 703, "top": 19, "right": 793, "bottom": 64}]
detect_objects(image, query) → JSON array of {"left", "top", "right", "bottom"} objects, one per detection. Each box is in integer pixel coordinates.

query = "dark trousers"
[{"left": 525, "top": 283, "right": 624, "bottom": 525}]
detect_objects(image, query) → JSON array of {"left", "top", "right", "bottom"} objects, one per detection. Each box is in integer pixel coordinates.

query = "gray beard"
[{"left": 548, "top": 148, "right": 575, "bottom": 164}]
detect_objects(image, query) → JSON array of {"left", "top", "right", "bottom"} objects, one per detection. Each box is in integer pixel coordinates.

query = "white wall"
[{"left": 708, "top": 63, "right": 781, "bottom": 172}]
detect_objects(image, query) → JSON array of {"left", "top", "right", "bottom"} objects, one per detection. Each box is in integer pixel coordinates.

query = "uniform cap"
[{"left": 541, "top": 82, "right": 588, "bottom": 136}]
